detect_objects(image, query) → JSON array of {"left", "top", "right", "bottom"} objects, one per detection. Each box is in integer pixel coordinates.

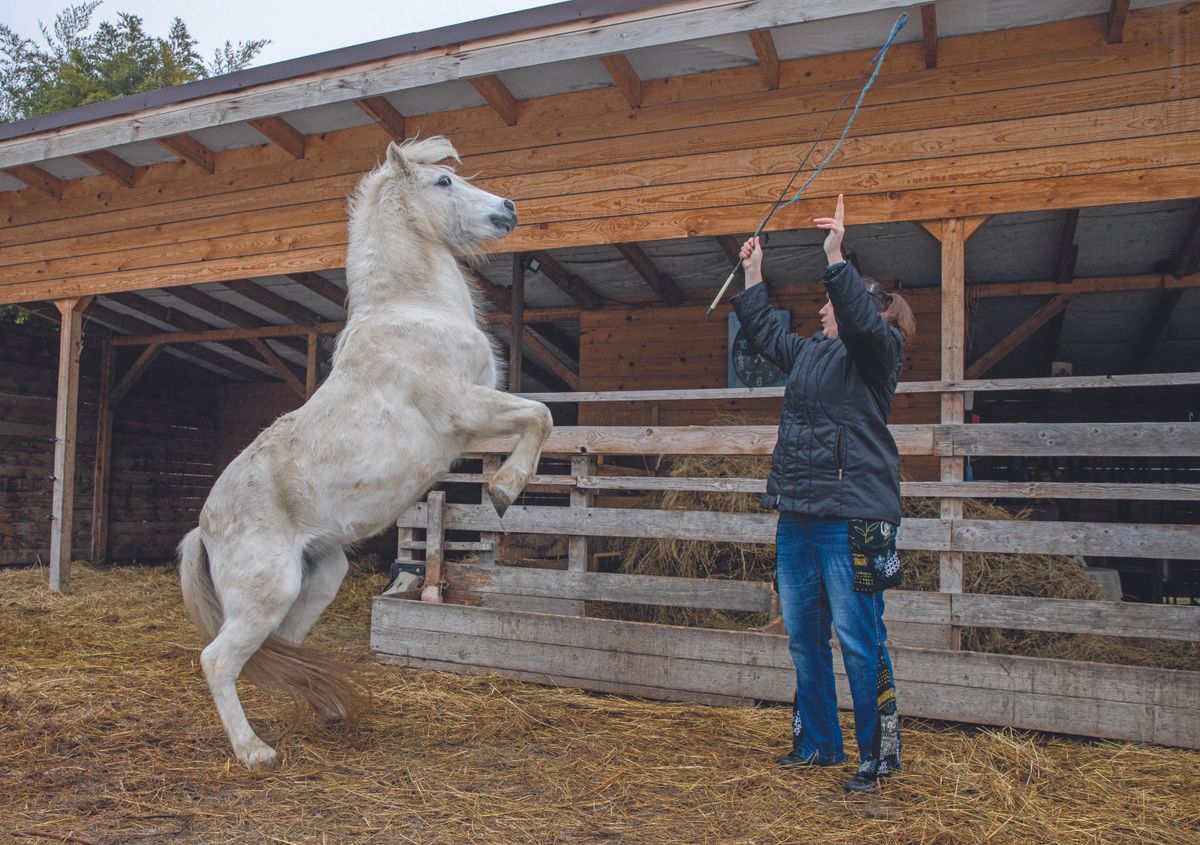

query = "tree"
[{"left": 0, "top": 1, "right": 269, "bottom": 124}]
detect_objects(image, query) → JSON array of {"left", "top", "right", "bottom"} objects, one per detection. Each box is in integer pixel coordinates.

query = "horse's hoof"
[
  {"left": 238, "top": 742, "right": 279, "bottom": 770},
  {"left": 487, "top": 486, "right": 512, "bottom": 520}
]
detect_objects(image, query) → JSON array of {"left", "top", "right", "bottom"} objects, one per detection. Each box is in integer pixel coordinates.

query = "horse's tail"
[{"left": 178, "top": 528, "right": 364, "bottom": 723}]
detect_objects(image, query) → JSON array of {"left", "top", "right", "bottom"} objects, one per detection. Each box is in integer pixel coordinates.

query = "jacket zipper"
[{"left": 835, "top": 425, "right": 846, "bottom": 479}]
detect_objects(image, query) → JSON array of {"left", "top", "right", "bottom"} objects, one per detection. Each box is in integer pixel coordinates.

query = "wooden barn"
[{"left": 1, "top": 0, "right": 1197, "bottom": 750}]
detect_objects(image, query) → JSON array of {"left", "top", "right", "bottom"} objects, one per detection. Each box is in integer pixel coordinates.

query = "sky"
[{"left": 1, "top": 0, "right": 558, "bottom": 67}]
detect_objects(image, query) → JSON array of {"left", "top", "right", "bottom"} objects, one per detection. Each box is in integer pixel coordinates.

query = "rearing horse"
[{"left": 180, "top": 137, "right": 552, "bottom": 768}]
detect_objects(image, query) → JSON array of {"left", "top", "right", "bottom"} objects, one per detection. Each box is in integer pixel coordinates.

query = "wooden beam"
[
  {"left": 249, "top": 337, "right": 306, "bottom": 397},
  {"left": 248, "top": 116, "right": 306, "bottom": 159},
  {"left": 90, "top": 340, "right": 114, "bottom": 565},
  {"left": 354, "top": 96, "right": 406, "bottom": 140},
  {"left": 599, "top": 54, "right": 643, "bottom": 108},
  {"left": 965, "top": 293, "right": 1074, "bottom": 380},
  {"left": 510, "top": 254, "right": 524, "bottom": 391},
  {"left": 286, "top": 272, "right": 347, "bottom": 309},
  {"left": 156, "top": 134, "right": 215, "bottom": 174},
  {"left": 1055, "top": 208, "right": 1080, "bottom": 283},
  {"left": 939, "top": 218, "right": 966, "bottom": 617},
  {"left": 616, "top": 242, "right": 685, "bottom": 305},
  {"left": 49, "top": 296, "right": 92, "bottom": 592},
  {"left": 747, "top": 30, "right": 781, "bottom": 90},
  {"left": 1129, "top": 288, "right": 1184, "bottom": 373},
  {"left": 111, "top": 343, "right": 164, "bottom": 406},
  {"left": 4, "top": 164, "right": 63, "bottom": 199},
  {"left": 920, "top": 215, "right": 990, "bottom": 243},
  {"left": 225, "top": 278, "right": 323, "bottom": 325},
  {"left": 469, "top": 75, "right": 520, "bottom": 126},
  {"left": 306, "top": 333, "right": 319, "bottom": 399},
  {"left": 76, "top": 150, "right": 137, "bottom": 188},
  {"left": 1108, "top": 0, "right": 1132, "bottom": 43},
  {"left": 921, "top": 4, "right": 938, "bottom": 69},
  {"left": 522, "top": 326, "right": 579, "bottom": 389},
  {"left": 1170, "top": 201, "right": 1200, "bottom": 279},
  {"left": 529, "top": 252, "right": 605, "bottom": 310}
]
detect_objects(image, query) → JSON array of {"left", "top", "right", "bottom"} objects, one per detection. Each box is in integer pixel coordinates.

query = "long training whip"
[{"left": 706, "top": 13, "right": 910, "bottom": 316}]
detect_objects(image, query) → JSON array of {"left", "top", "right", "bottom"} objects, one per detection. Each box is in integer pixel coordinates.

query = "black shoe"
[
  {"left": 844, "top": 771, "right": 879, "bottom": 793},
  {"left": 776, "top": 749, "right": 840, "bottom": 768}
]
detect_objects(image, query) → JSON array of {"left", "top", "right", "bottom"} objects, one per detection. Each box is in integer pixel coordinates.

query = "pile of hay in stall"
[
  {"left": 613, "top": 455, "right": 1200, "bottom": 671},
  {"left": 2, "top": 562, "right": 1198, "bottom": 845}
]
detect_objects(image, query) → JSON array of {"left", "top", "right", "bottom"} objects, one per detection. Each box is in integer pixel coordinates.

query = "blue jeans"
[{"left": 775, "top": 514, "right": 900, "bottom": 772}]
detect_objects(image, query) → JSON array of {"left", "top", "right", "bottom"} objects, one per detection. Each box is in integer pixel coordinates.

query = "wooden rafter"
[
  {"left": 748, "top": 30, "right": 781, "bottom": 90},
  {"left": 355, "top": 96, "right": 407, "bottom": 140},
  {"left": 225, "top": 278, "right": 323, "bottom": 325},
  {"left": 165, "top": 284, "right": 309, "bottom": 356},
  {"left": 921, "top": 4, "right": 939, "bottom": 69},
  {"left": 157, "top": 134, "right": 215, "bottom": 174},
  {"left": 919, "top": 216, "right": 990, "bottom": 243},
  {"left": 510, "top": 254, "right": 524, "bottom": 391},
  {"left": 111, "top": 343, "right": 164, "bottom": 405},
  {"left": 965, "top": 293, "right": 1074, "bottom": 379},
  {"left": 1171, "top": 201, "right": 1200, "bottom": 279},
  {"left": 469, "top": 75, "right": 520, "bottom": 126},
  {"left": 1107, "top": 0, "right": 1131, "bottom": 44},
  {"left": 5, "top": 164, "right": 63, "bottom": 199},
  {"left": 286, "top": 272, "right": 347, "bottom": 309},
  {"left": 528, "top": 252, "right": 604, "bottom": 310},
  {"left": 616, "top": 242, "right": 684, "bottom": 305},
  {"left": 76, "top": 150, "right": 137, "bottom": 188},
  {"left": 249, "top": 116, "right": 306, "bottom": 159},
  {"left": 599, "top": 54, "right": 643, "bottom": 108},
  {"left": 1129, "top": 289, "right": 1184, "bottom": 373},
  {"left": 1055, "top": 208, "right": 1080, "bottom": 284},
  {"left": 86, "top": 299, "right": 269, "bottom": 381}
]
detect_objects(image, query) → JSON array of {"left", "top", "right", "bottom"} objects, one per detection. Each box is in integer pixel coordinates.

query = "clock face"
[{"left": 731, "top": 327, "right": 786, "bottom": 387}]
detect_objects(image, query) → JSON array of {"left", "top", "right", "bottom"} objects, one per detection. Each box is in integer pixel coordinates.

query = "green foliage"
[{"left": 0, "top": 2, "right": 269, "bottom": 123}]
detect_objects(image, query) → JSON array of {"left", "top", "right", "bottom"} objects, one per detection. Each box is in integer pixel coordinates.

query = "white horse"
[{"left": 179, "top": 137, "right": 552, "bottom": 768}]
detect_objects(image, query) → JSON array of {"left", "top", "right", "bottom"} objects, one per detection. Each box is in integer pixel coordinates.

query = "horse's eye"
[{"left": 436, "top": 175, "right": 452, "bottom": 187}]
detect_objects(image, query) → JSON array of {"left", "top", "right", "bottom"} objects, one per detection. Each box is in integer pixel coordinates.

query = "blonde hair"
[{"left": 862, "top": 277, "right": 916, "bottom": 343}]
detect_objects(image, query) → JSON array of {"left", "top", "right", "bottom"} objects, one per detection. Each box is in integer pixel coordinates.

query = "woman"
[{"left": 730, "top": 194, "right": 915, "bottom": 793}]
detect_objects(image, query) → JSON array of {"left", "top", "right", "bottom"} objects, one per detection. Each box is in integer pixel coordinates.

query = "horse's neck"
[{"left": 344, "top": 233, "right": 473, "bottom": 323}]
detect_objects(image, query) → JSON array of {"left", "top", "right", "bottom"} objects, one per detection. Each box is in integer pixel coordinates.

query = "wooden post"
[
  {"left": 479, "top": 455, "right": 501, "bottom": 565},
  {"left": 49, "top": 296, "right": 92, "bottom": 592},
  {"left": 939, "top": 218, "right": 966, "bottom": 648},
  {"left": 305, "top": 332, "right": 319, "bottom": 399},
  {"left": 569, "top": 455, "right": 595, "bottom": 573},
  {"left": 90, "top": 340, "right": 115, "bottom": 565},
  {"left": 420, "top": 490, "right": 446, "bottom": 603},
  {"left": 509, "top": 254, "right": 524, "bottom": 392}
]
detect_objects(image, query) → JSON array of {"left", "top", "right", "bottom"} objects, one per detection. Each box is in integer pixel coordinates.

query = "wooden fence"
[{"left": 372, "top": 373, "right": 1200, "bottom": 749}]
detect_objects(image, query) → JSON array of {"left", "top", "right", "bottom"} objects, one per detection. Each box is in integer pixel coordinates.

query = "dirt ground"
[{"left": 1, "top": 563, "right": 1197, "bottom": 845}]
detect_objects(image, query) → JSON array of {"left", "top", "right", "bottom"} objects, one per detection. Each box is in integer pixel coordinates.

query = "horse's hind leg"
[
  {"left": 452, "top": 386, "right": 552, "bottom": 516},
  {"left": 276, "top": 544, "right": 349, "bottom": 644},
  {"left": 201, "top": 541, "right": 303, "bottom": 769}
]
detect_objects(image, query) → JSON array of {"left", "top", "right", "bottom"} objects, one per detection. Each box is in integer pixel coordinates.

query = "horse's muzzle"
[{"left": 490, "top": 211, "right": 518, "bottom": 234}]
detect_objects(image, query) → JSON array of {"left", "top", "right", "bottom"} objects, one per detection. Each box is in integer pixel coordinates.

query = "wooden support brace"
[
  {"left": 111, "top": 343, "right": 163, "bottom": 406},
  {"left": 249, "top": 337, "right": 306, "bottom": 397},
  {"left": 5, "top": 164, "right": 63, "bottom": 199},
  {"left": 469, "top": 75, "right": 520, "bottom": 126},
  {"left": 76, "top": 150, "right": 137, "bottom": 188},
  {"left": 921, "top": 4, "right": 938, "bottom": 69},
  {"left": 354, "top": 96, "right": 407, "bottom": 140},
  {"left": 510, "top": 254, "right": 525, "bottom": 391},
  {"left": 965, "top": 293, "right": 1073, "bottom": 380},
  {"left": 421, "top": 490, "right": 447, "bottom": 603},
  {"left": 249, "top": 116, "right": 306, "bottom": 159},
  {"left": 748, "top": 30, "right": 781, "bottom": 90},
  {"left": 305, "top": 333, "right": 319, "bottom": 399},
  {"left": 1107, "top": 0, "right": 1131, "bottom": 44},
  {"left": 938, "top": 218, "right": 965, "bottom": 649},
  {"left": 90, "top": 341, "right": 114, "bottom": 565}
]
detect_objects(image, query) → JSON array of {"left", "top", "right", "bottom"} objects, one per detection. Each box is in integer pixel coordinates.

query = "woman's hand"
[
  {"left": 813, "top": 193, "right": 846, "bottom": 266},
  {"left": 740, "top": 236, "right": 764, "bottom": 288}
]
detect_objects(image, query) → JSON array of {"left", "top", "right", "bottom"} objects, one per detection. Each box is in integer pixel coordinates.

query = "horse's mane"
[{"left": 349, "top": 136, "right": 462, "bottom": 220}]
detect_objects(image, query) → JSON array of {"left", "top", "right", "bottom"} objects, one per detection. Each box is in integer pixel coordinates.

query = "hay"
[
  {"left": 1, "top": 562, "right": 1197, "bottom": 845},
  {"left": 615, "top": 456, "right": 1200, "bottom": 671}
]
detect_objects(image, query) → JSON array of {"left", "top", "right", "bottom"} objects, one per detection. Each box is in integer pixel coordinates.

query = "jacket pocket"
[{"left": 835, "top": 425, "right": 846, "bottom": 479}]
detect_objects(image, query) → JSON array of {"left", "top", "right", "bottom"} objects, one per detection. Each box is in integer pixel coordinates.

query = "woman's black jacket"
[{"left": 730, "top": 261, "right": 903, "bottom": 524}]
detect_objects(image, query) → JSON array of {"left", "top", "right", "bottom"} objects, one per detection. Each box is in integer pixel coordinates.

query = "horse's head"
[{"left": 363, "top": 137, "right": 517, "bottom": 253}]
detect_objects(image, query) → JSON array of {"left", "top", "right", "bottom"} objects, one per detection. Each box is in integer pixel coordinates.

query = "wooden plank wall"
[
  {"left": 0, "top": 322, "right": 218, "bottom": 564},
  {"left": 1, "top": 4, "right": 1199, "bottom": 303},
  {"left": 577, "top": 289, "right": 941, "bottom": 478},
  {"left": 0, "top": 325, "right": 96, "bottom": 564}
]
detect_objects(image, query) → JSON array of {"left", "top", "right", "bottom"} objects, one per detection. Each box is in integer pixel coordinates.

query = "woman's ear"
[{"left": 387, "top": 142, "right": 410, "bottom": 175}]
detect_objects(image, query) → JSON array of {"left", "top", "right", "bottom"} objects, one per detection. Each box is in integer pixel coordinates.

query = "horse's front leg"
[{"left": 452, "top": 386, "right": 552, "bottom": 517}]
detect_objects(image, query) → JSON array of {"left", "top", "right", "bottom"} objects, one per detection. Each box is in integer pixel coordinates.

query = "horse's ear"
[{"left": 387, "top": 142, "right": 411, "bottom": 175}]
